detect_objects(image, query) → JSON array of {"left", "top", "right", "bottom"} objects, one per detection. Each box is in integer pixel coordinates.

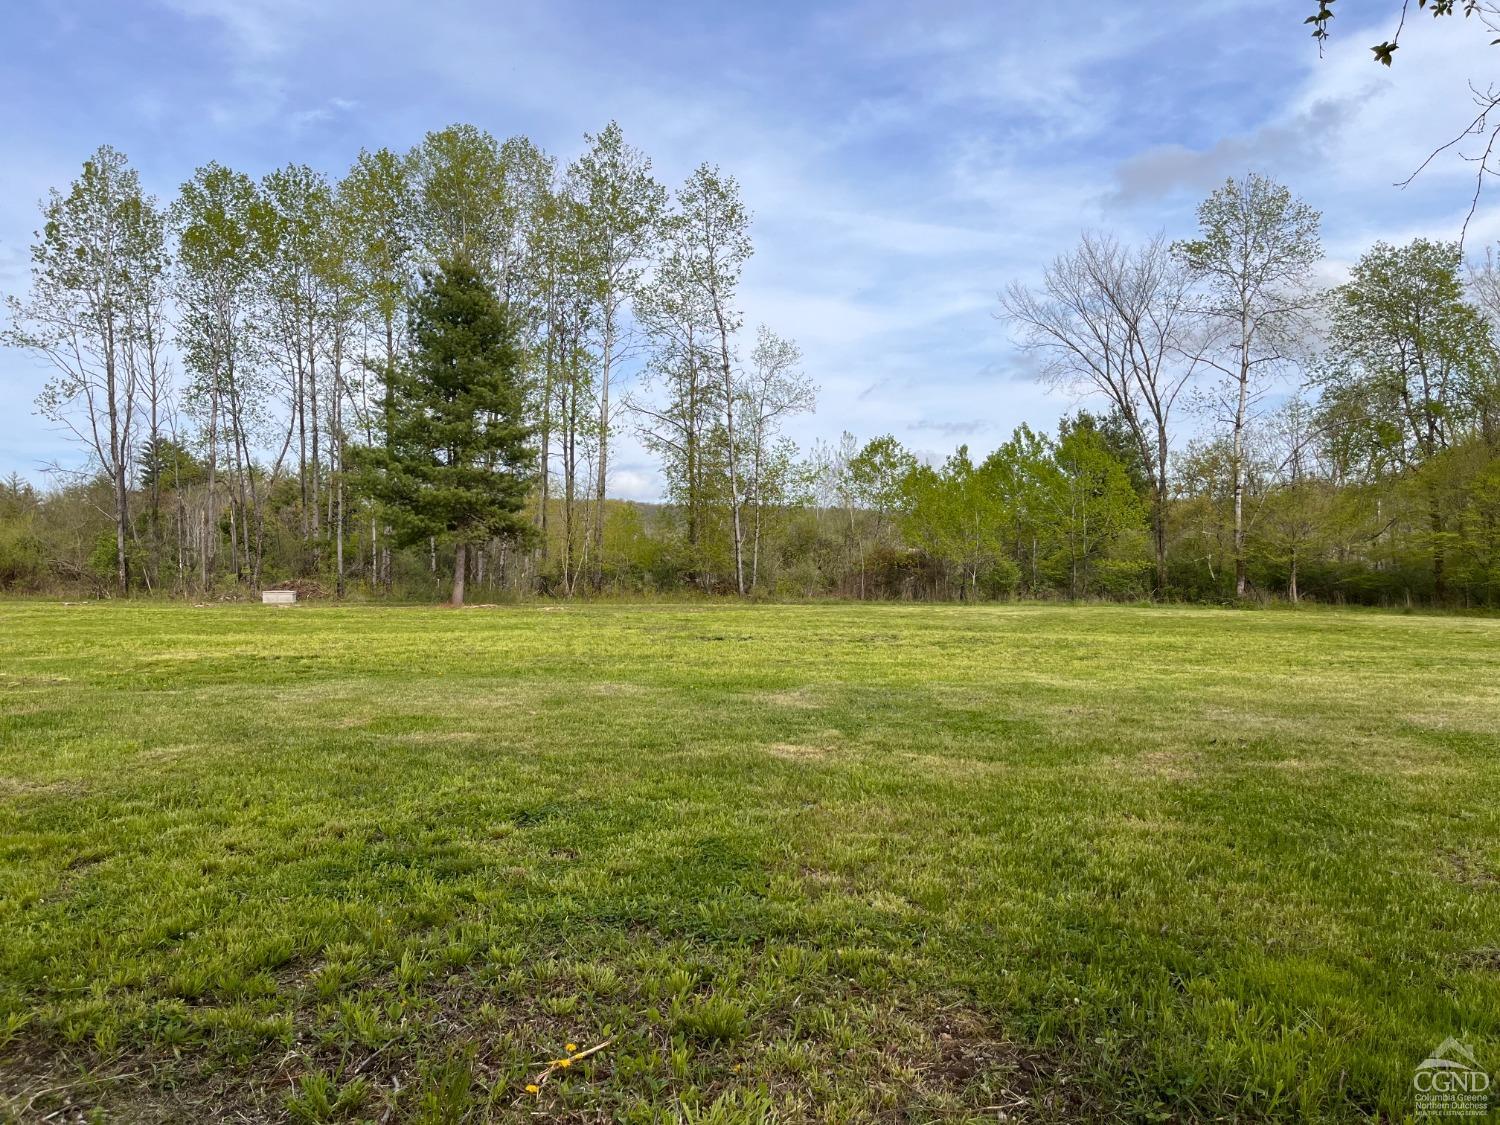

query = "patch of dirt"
[
  {"left": 1095, "top": 749, "right": 1199, "bottom": 782},
  {"left": 764, "top": 742, "right": 831, "bottom": 761},
  {"left": 1446, "top": 852, "right": 1497, "bottom": 887},
  {"left": 0, "top": 674, "right": 73, "bottom": 687},
  {"left": 0, "top": 937, "right": 1083, "bottom": 1124},
  {"left": 0, "top": 777, "right": 82, "bottom": 798},
  {"left": 1457, "top": 948, "right": 1500, "bottom": 971},
  {"left": 799, "top": 865, "right": 857, "bottom": 895},
  {"left": 134, "top": 744, "right": 201, "bottom": 762},
  {"left": 581, "top": 682, "right": 651, "bottom": 698},
  {"left": 1253, "top": 757, "right": 1316, "bottom": 771},
  {"left": 389, "top": 730, "right": 485, "bottom": 745},
  {"left": 895, "top": 752, "right": 1012, "bottom": 779},
  {"left": 1201, "top": 707, "right": 1307, "bottom": 736},
  {"left": 759, "top": 687, "right": 823, "bottom": 710}
]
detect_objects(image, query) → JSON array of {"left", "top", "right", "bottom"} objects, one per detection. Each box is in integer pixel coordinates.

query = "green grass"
[{"left": 1, "top": 601, "right": 1498, "bottom": 1122}]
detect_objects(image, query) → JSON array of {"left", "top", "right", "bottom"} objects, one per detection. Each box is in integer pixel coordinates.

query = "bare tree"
[
  {"left": 1001, "top": 233, "right": 1202, "bottom": 591},
  {"left": 1307, "top": 2, "right": 1500, "bottom": 239}
]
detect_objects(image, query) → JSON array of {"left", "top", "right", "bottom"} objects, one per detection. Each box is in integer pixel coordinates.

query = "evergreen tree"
[{"left": 353, "top": 260, "right": 535, "bottom": 606}]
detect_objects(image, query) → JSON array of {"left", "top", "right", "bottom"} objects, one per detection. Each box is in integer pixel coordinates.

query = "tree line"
[
  {"left": 1, "top": 126, "right": 816, "bottom": 603},
  {"left": 2, "top": 134, "right": 1499, "bottom": 606}
]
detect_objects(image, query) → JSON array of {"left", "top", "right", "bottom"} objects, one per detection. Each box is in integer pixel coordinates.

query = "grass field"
[{"left": 1, "top": 601, "right": 1498, "bottom": 1122}]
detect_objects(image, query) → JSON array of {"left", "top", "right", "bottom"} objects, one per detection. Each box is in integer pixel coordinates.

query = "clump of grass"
[{"left": 677, "top": 996, "right": 750, "bottom": 1044}]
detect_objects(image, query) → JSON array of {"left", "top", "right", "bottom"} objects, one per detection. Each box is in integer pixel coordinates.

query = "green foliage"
[
  {"left": 1317, "top": 239, "right": 1498, "bottom": 596},
  {"left": 9, "top": 131, "right": 1500, "bottom": 609},
  {"left": 352, "top": 261, "right": 535, "bottom": 552},
  {"left": 1047, "top": 425, "right": 1149, "bottom": 597},
  {"left": 1320, "top": 239, "right": 1494, "bottom": 473},
  {"left": 137, "top": 437, "right": 207, "bottom": 491},
  {"left": 0, "top": 526, "right": 45, "bottom": 591},
  {"left": 1305, "top": 1, "right": 1491, "bottom": 62},
  {"left": 893, "top": 425, "right": 1149, "bottom": 600}
]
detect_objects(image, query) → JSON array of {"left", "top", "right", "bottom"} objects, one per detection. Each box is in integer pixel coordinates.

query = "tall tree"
[
  {"left": 173, "top": 163, "right": 272, "bottom": 587},
  {"left": 257, "top": 163, "right": 338, "bottom": 563},
  {"left": 742, "top": 326, "right": 815, "bottom": 589},
  {"left": 342, "top": 148, "right": 415, "bottom": 404},
  {"left": 1002, "top": 233, "right": 1201, "bottom": 591},
  {"left": 1252, "top": 396, "right": 1337, "bottom": 603},
  {"left": 567, "top": 123, "right": 666, "bottom": 590},
  {"left": 4, "top": 146, "right": 161, "bottom": 596},
  {"left": 410, "top": 124, "right": 508, "bottom": 273},
  {"left": 530, "top": 182, "right": 595, "bottom": 592},
  {"left": 847, "top": 435, "right": 919, "bottom": 598},
  {"left": 634, "top": 208, "right": 716, "bottom": 577},
  {"left": 1317, "top": 238, "right": 1496, "bottom": 598},
  {"left": 1176, "top": 174, "right": 1321, "bottom": 597},
  {"left": 675, "top": 164, "right": 752, "bottom": 593},
  {"left": 125, "top": 191, "right": 174, "bottom": 592},
  {"left": 351, "top": 261, "right": 535, "bottom": 607},
  {"left": 341, "top": 147, "right": 416, "bottom": 588}
]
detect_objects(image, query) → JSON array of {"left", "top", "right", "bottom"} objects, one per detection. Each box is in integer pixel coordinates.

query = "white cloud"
[{"left": 5, "top": 0, "right": 1500, "bottom": 490}]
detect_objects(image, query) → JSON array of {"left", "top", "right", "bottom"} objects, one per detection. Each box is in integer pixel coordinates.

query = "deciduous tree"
[
  {"left": 3, "top": 146, "right": 162, "bottom": 596},
  {"left": 1176, "top": 174, "right": 1321, "bottom": 597},
  {"left": 1002, "top": 233, "right": 1201, "bottom": 592},
  {"left": 1317, "top": 238, "right": 1496, "bottom": 597}
]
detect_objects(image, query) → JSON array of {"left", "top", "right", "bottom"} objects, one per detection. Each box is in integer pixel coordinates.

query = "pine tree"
[{"left": 352, "top": 260, "right": 535, "bottom": 606}]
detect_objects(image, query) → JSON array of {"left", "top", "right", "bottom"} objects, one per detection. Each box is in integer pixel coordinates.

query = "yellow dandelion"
[
  {"left": 557, "top": 1056, "right": 573, "bottom": 1068},
  {"left": 525, "top": 1084, "right": 540, "bottom": 1094},
  {"left": 566, "top": 1042, "right": 578, "bottom": 1052}
]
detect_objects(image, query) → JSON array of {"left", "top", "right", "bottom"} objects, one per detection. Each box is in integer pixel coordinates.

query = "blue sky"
[{"left": 1, "top": 0, "right": 1495, "bottom": 498}]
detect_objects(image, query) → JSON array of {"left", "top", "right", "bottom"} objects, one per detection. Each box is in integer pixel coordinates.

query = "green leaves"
[
  {"left": 353, "top": 260, "right": 535, "bottom": 550},
  {"left": 1305, "top": 0, "right": 1493, "bottom": 63}
]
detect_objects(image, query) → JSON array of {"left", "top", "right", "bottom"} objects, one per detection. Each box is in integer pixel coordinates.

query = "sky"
[{"left": 1, "top": 0, "right": 1496, "bottom": 499}]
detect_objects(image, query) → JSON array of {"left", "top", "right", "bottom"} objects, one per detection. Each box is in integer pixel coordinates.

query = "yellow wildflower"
[
  {"left": 557, "top": 1057, "right": 573, "bottom": 1068},
  {"left": 566, "top": 1042, "right": 578, "bottom": 1052},
  {"left": 525, "top": 1084, "right": 540, "bottom": 1094}
]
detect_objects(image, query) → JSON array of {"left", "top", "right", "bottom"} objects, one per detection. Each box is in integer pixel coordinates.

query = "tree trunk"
[
  {"left": 1154, "top": 420, "right": 1170, "bottom": 594},
  {"left": 1430, "top": 491, "right": 1447, "bottom": 602},
  {"left": 451, "top": 541, "right": 466, "bottom": 607},
  {"left": 308, "top": 310, "right": 321, "bottom": 556},
  {"left": 592, "top": 314, "right": 613, "bottom": 591},
  {"left": 713, "top": 310, "right": 745, "bottom": 595},
  {"left": 104, "top": 324, "right": 129, "bottom": 597},
  {"left": 297, "top": 354, "right": 308, "bottom": 548},
  {"left": 1232, "top": 314, "right": 1250, "bottom": 598},
  {"left": 204, "top": 381, "right": 219, "bottom": 591}
]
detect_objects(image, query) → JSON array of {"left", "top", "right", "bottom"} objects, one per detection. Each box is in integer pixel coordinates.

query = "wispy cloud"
[{"left": 0, "top": 0, "right": 1493, "bottom": 489}]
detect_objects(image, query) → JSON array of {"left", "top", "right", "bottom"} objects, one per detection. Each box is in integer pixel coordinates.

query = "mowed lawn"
[{"left": 2, "top": 603, "right": 1499, "bottom": 1123}]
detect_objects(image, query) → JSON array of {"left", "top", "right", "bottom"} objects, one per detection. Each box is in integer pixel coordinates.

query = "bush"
[{"left": 0, "top": 518, "right": 46, "bottom": 591}]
